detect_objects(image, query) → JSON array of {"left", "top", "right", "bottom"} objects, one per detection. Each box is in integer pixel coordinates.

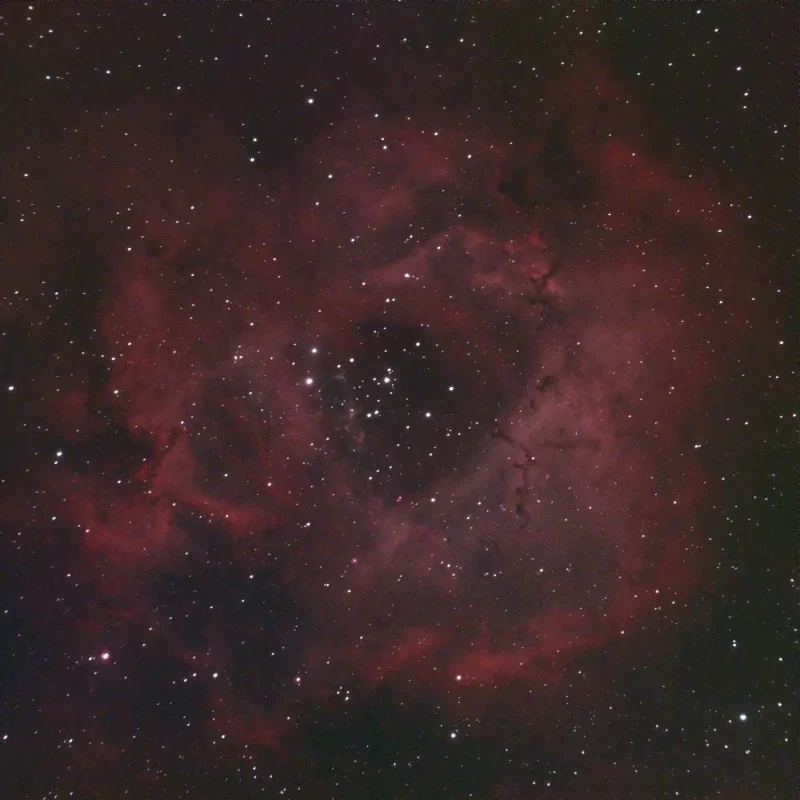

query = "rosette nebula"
[{"left": 0, "top": 5, "right": 794, "bottom": 799}]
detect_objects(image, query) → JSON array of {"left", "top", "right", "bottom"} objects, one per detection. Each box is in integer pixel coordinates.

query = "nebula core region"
[{"left": 0, "top": 4, "right": 794, "bottom": 799}]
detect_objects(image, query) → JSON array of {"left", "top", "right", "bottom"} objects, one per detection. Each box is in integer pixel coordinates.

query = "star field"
[{"left": 0, "top": 4, "right": 795, "bottom": 800}]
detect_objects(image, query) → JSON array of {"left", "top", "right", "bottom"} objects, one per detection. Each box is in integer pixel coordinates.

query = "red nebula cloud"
[{"left": 0, "top": 49, "right": 758, "bottom": 784}]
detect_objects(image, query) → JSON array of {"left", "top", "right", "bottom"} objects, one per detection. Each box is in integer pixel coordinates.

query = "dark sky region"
[{"left": 0, "top": 4, "right": 795, "bottom": 800}]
